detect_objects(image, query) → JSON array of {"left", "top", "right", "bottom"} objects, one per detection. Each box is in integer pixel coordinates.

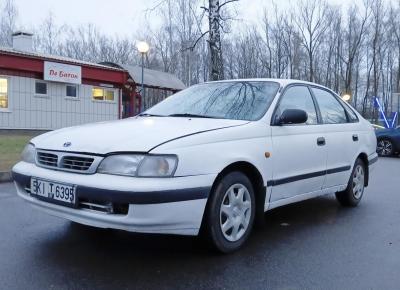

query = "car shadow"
[{"left": 31, "top": 195, "right": 354, "bottom": 288}]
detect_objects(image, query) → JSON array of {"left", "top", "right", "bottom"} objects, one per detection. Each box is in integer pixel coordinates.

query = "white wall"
[{"left": 0, "top": 75, "right": 119, "bottom": 130}]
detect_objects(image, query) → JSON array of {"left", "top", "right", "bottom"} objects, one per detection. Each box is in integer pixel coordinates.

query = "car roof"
[{"left": 204, "top": 78, "right": 332, "bottom": 91}]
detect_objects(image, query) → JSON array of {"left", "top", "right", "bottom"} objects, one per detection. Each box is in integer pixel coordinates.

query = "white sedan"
[{"left": 12, "top": 79, "right": 378, "bottom": 253}]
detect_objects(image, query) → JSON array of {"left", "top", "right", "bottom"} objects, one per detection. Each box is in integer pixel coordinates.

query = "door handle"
[
  {"left": 352, "top": 134, "right": 359, "bottom": 142},
  {"left": 317, "top": 137, "right": 326, "bottom": 146}
]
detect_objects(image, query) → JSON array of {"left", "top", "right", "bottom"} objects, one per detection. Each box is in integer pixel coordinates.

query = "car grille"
[
  {"left": 37, "top": 152, "right": 58, "bottom": 167},
  {"left": 35, "top": 150, "right": 102, "bottom": 174},
  {"left": 62, "top": 156, "right": 94, "bottom": 171}
]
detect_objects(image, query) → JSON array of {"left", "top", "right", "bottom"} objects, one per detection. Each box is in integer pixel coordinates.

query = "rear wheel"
[
  {"left": 203, "top": 171, "right": 255, "bottom": 253},
  {"left": 335, "top": 158, "right": 366, "bottom": 207},
  {"left": 377, "top": 139, "right": 393, "bottom": 156}
]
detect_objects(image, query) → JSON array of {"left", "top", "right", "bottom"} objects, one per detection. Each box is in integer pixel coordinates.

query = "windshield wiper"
[
  {"left": 168, "top": 113, "right": 218, "bottom": 119},
  {"left": 138, "top": 113, "right": 166, "bottom": 117}
]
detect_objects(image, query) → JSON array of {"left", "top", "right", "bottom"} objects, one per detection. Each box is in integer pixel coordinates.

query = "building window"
[
  {"left": 105, "top": 90, "right": 115, "bottom": 101},
  {"left": 35, "top": 81, "right": 47, "bottom": 95},
  {"left": 0, "top": 78, "right": 8, "bottom": 109},
  {"left": 92, "top": 88, "right": 104, "bottom": 101},
  {"left": 92, "top": 87, "right": 115, "bottom": 102},
  {"left": 66, "top": 85, "right": 78, "bottom": 98}
]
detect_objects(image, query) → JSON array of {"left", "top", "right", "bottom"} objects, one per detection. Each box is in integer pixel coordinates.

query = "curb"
[{"left": 0, "top": 172, "right": 12, "bottom": 183}]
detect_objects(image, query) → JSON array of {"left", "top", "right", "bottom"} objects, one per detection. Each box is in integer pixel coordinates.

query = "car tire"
[
  {"left": 335, "top": 158, "right": 366, "bottom": 207},
  {"left": 377, "top": 138, "right": 394, "bottom": 156},
  {"left": 203, "top": 171, "right": 255, "bottom": 253}
]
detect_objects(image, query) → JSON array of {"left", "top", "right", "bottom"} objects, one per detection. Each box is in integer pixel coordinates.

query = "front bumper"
[{"left": 12, "top": 161, "right": 216, "bottom": 235}]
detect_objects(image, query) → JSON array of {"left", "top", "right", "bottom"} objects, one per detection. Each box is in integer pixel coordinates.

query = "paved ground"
[{"left": 1, "top": 158, "right": 399, "bottom": 290}]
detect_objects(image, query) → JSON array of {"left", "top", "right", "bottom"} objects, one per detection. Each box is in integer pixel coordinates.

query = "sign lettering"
[{"left": 44, "top": 61, "right": 82, "bottom": 84}]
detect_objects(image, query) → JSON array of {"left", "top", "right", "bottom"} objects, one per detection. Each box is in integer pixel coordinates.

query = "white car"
[{"left": 12, "top": 79, "right": 378, "bottom": 253}]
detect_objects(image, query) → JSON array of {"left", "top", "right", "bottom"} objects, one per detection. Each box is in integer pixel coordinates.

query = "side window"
[
  {"left": 343, "top": 103, "right": 359, "bottom": 123},
  {"left": 312, "top": 88, "right": 348, "bottom": 124},
  {"left": 275, "top": 86, "right": 318, "bottom": 125}
]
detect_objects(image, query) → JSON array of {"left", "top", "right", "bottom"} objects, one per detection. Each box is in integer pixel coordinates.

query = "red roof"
[{"left": 0, "top": 47, "right": 128, "bottom": 85}]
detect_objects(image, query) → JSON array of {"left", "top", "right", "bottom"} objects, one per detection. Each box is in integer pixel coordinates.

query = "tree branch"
[
  {"left": 183, "top": 30, "right": 210, "bottom": 52},
  {"left": 218, "top": 0, "right": 239, "bottom": 11}
]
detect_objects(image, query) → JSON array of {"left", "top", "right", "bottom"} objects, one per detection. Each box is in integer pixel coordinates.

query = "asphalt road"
[{"left": 1, "top": 158, "right": 399, "bottom": 290}]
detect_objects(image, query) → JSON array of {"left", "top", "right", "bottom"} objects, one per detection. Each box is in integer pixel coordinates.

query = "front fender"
[{"left": 150, "top": 122, "right": 272, "bottom": 186}]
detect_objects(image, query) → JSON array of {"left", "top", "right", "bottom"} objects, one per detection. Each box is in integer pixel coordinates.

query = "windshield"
[{"left": 145, "top": 81, "right": 280, "bottom": 121}]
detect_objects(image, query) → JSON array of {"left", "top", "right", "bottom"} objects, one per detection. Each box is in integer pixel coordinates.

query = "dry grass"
[{"left": 0, "top": 134, "right": 35, "bottom": 172}]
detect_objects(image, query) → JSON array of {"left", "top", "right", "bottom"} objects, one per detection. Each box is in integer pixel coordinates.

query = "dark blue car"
[{"left": 376, "top": 127, "right": 400, "bottom": 156}]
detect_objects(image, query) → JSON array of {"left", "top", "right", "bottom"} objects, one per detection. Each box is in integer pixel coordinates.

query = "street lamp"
[
  {"left": 341, "top": 93, "right": 351, "bottom": 102},
  {"left": 137, "top": 41, "right": 150, "bottom": 112}
]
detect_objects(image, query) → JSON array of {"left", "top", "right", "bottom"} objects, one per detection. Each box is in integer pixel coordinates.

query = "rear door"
[
  {"left": 310, "top": 87, "right": 359, "bottom": 189},
  {"left": 270, "top": 85, "right": 327, "bottom": 202}
]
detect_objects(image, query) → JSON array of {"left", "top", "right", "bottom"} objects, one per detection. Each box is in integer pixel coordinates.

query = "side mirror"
[{"left": 277, "top": 109, "right": 308, "bottom": 125}]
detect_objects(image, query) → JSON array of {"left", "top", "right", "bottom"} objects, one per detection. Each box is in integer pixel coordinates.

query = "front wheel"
[
  {"left": 203, "top": 171, "right": 255, "bottom": 253},
  {"left": 377, "top": 139, "right": 393, "bottom": 156},
  {"left": 335, "top": 158, "right": 366, "bottom": 207}
]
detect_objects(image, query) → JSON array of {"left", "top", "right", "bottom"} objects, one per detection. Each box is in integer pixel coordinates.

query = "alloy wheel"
[
  {"left": 377, "top": 140, "right": 393, "bottom": 156},
  {"left": 352, "top": 164, "right": 365, "bottom": 199},
  {"left": 219, "top": 183, "right": 252, "bottom": 242}
]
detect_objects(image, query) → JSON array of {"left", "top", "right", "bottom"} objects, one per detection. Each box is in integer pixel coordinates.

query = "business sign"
[{"left": 44, "top": 61, "right": 82, "bottom": 84}]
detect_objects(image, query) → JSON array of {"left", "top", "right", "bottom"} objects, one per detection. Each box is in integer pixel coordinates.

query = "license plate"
[{"left": 30, "top": 178, "right": 76, "bottom": 205}]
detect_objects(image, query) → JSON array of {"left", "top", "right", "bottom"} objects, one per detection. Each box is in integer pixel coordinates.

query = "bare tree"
[
  {"left": 185, "top": 0, "right": 238, "bottom": 81},
  {"left": 0, "top": 0, "right": 18, "bottom": 46},
  {"left": 389, "top": 3, "right": 400, "bottom": 93},
  {"left": 34, "top": 12, "right": 65, "bottom": 54},
  {"left": 207, "top": 0, "right": 225, "bottom": 80},
  {"left": 340, "top": 4, "right": 370, "bottom": 97},
  {"left": 294, "top": 0, "right": 331, "bottom": 82}
]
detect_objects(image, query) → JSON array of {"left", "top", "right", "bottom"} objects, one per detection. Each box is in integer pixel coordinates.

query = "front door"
[{"left": 270, "top": 85, "right": 327, "bottom": 202}]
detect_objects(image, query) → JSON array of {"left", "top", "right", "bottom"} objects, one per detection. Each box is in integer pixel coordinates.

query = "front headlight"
[
  {"left": 137, "top": 155, "right": 178, "bottom": 177},
  {"left": 97, "top": 154, "right": 178, "bottom": 177},
  {"left": 21, "top": 143, "right": 36, "bottom": 164}
]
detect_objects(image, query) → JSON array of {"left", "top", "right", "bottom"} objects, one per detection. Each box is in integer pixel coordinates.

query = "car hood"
[{"left": 31, "top": 117, "right": 249, "bottom": 154}]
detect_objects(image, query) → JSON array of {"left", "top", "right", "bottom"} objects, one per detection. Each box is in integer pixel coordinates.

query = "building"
[
  {"left": 101, "top": 62, "right": 185, "bottom": 117},
  {"left": 0, "top": 32, "right": 185, "bottom": 130}
]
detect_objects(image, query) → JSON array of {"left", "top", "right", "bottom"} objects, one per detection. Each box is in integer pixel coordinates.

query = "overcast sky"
[{"left": 11, "top": 0, "right": 364, "bottom": 38}]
